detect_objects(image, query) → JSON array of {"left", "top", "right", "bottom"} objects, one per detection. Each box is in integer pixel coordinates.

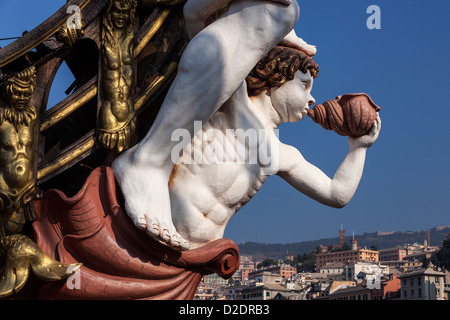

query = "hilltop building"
[{"left": 316, "top": 238, "right": 379, "bottom": 270}]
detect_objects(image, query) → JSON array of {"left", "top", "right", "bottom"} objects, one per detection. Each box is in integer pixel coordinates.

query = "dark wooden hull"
[{"left": 0, "top": 0, "right": 188, "bottom": 196}]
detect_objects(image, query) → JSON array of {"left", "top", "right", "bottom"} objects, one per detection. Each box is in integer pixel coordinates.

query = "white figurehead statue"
[{"left": 112, "top": 0, "right": 381, "bottom": 250}]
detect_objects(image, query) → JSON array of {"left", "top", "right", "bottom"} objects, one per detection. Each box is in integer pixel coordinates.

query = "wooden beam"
[{"left": 0, "top": 0, "right": 109, "bottom": 68}]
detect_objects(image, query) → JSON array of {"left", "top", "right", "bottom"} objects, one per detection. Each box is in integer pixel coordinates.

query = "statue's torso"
[
  {"left": 169, "top": 89, "right": 272, "bottom": 247},
  {"left": 0, "top": 121, "right": 34, "bottom": 191}
]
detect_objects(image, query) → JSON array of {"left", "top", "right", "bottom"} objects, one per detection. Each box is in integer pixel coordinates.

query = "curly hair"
[{"left": 245, "top": 46, "right": 319, "bottom": 97}]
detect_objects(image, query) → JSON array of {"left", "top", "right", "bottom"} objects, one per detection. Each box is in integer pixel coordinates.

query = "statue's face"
[
  {"left": 10, "top": 85, "right": 33, "bottom": 111},
  {"left": 270, "top": 71, "right": 315, "bottom": 123},
  {"left": 111, "top": 4, "right": 131, "bottom": 30}
]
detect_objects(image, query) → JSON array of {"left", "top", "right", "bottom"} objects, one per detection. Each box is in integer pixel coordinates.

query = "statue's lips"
[{"left": 114, "top": 18, "right": 126, "bottom": 28}]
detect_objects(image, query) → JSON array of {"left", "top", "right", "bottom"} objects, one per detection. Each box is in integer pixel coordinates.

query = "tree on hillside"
[
  {"left": 331, "top": 243, "right": 351, "bottom": 252},
  {"left": 257, "top": 258, "right": 279, "bottom": 269},
  {"left": 297, "top": 252, "right": 316, "bottom": 273}
]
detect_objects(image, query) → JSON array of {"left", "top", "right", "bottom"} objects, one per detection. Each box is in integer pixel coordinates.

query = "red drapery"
[{"left": 29, "top": 166, "right": 239, "bottom": 300}]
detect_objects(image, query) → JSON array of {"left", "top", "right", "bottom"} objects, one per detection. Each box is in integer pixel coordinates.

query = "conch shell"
[{"left": 307, "top": 93, "right": 380, "bottom": 137}]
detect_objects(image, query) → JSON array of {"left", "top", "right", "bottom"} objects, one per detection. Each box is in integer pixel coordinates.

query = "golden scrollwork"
[
  {"left": 0, "top": 234, "right": 82, "bottom": 298},
  {"left": 99, "top": 0, "right": 138, "bottom": 153}
]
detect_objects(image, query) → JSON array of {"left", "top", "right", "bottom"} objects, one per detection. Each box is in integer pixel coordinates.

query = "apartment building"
[
  {"left": 379, "top": 247, "right": 410, "bottom": 262},
  {"left": 398, "top": 264, "right": 447, "bottom": 300},
  {"left": 239, "top": 255, "right": 255, "bottom": 282}
]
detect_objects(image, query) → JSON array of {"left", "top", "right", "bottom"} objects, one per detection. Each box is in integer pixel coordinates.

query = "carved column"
[{"left": 98, "top": 0, "right": 138, "bottom": 153}]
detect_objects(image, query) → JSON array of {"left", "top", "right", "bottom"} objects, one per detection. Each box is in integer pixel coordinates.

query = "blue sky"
[{"left": 1, "top": 1, "right": 449, "bottom": 244}]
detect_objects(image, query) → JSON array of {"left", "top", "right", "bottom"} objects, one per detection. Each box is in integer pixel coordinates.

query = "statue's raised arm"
[{"left": 183, "top": 0, "right": 294, "bottom": 39}]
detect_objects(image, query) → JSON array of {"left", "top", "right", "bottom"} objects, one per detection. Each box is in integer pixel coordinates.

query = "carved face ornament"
[
  {"left": 2, "top": 67, "right": 37, "bottom": 130},
  {"left": 4, "top": 71, "right": 36, "bottom": 111},
  {"left": 111, "top": 0, "right": 133, "bottom": 29}
]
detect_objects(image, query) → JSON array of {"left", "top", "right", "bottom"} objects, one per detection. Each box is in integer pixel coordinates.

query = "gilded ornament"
[
  {"left": 0, "top": 234, "right": 81, "bottom": 298},
  {"left": 0, "top": 66, "right": 37, "bottom": 237},
  {"left": 99, "top": 0, "right": 138, "bottom": 153},
  {"left": 57, "top": 10, "right": 85, "bottom": 48},
  {"left": 0, "top": 67, "right": 81, "bottom": 298}
]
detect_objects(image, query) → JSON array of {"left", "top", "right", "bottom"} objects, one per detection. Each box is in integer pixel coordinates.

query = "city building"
[
  {"left": 237, "top": 281, "right": 303, "bottom": 300},
  {"left": 249, "top": 270, "right": 281, "bottom": 284},
  {"left": 402, "top": 260, "right": 423, "bottom": 273},
  {"left": 344, "top": 261, "right": 390, "bottom": 289},
  {"left": 238, "top": 255, "right": 255, "bottom": 282},
  {"left": 250, "top": 264, "right": 296, "bottom": 280},
  {"left": 445, "top": 283, "right": 450, "bottom": 300},
  {"left": 321, "top": 284, "right": 372, "bottom": 300},
  {"left": 224, "top": 283, "right": 247, "bottom": 300},
  {"left": 285, "top": 253, "right": 294, "bottom": 262},
  {"left": 379, "top": 246, "right": 410, "bottom": 262},
  {"left": 305, "top": 280, "right": 331, "bottom": 300},
  {"left": 318, "top": 262, "right": 345, "bottom": 277},
  {"left": 378, "top": 274, "right": 401, "bottom": 300},
  {"left": 402, "top": 248, "right": 439, "bottom": 265},
  {"left": 316, "top": 238, "right": 379, "bottom": 270},
  {"left": 398, "top": 263, "right": 447, "bottom": 300},
  {"left": 203, "top": 273, "right": 229, "bottom": 289}
]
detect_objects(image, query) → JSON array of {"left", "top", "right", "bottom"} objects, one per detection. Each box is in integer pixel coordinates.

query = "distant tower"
[
  {"left": 339, "top": 224, "right": 345, "bottom": 248},
  {"left": 351, "top": 232, "right": 358, "bottom": 251}
]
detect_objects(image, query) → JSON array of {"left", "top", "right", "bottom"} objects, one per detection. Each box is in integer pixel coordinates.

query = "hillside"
[{"left": 237, "top": 226, "right": 450, "bottom": 262}]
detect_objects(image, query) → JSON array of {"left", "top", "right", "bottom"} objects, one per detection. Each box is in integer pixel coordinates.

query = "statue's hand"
[
  {"left": 348, "top": 114, "right": 381, "bottom": 149},
  {"left": 279, "top": 29, "right": 317, "bottom": 56}
]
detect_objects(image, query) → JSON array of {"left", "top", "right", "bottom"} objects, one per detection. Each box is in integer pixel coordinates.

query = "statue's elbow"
[
  {"left": 330, "top": 195, "right": 351, "bottom": 209},
  {"left": 333, "top": 200, "right": 348, "bottom": 209}
]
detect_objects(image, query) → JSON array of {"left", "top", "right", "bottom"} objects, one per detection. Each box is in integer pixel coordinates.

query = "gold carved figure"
[
  {"left": 0, "top": 67, "right": 81, "bottom": 298},
  {"left": 0, "top": 66, "right": 37, "bottom": 237},
  {"left": 99, "top": 0, "right": 137, "bottom": 153}
]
